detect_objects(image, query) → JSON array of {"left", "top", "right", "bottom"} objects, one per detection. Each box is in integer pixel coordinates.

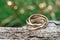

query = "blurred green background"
[{"left": 0, "top": 0, "right": 60, "bottom": 27}]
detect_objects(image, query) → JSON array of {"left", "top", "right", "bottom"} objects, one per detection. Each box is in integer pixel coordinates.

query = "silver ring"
[{"left": 26, "top": 14, "right": 48, "bottom": 30}]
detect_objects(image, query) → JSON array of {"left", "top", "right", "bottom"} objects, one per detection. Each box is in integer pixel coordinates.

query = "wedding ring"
[{"left": 26, "top": 14, "right": 48, "bottom": 30}]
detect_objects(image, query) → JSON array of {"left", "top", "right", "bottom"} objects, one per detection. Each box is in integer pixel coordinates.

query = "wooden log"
[{"left": 0, "top": 21, "right": 60, "bottom": 40}]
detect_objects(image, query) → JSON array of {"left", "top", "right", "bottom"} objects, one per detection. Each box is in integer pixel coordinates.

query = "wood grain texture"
[{"left": 0, "top": 21, "right": 60, "bottom": 40}]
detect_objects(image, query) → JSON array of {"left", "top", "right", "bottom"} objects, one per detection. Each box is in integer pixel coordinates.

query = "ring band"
[{"left": 26, "top": 14, "right": 48, "bottom": 30}]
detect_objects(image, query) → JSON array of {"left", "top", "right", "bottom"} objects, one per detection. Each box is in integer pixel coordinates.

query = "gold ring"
[{"left": 26, "top": 14, "right": 48, "bottom": 31}]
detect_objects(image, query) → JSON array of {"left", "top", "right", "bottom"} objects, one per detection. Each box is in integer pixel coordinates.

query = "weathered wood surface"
[{"left": 0, "top": 21, "right": 60, "bottom": 40}]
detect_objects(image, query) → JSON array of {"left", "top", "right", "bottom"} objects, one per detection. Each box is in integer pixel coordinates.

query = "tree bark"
[{"left": 0, "top": 21, "right": 60, "bottom": 40}]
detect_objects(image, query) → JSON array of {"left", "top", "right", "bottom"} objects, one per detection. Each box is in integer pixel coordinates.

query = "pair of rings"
[{"left": 26, "top": 14, "right": 48, "bottom": 30}]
